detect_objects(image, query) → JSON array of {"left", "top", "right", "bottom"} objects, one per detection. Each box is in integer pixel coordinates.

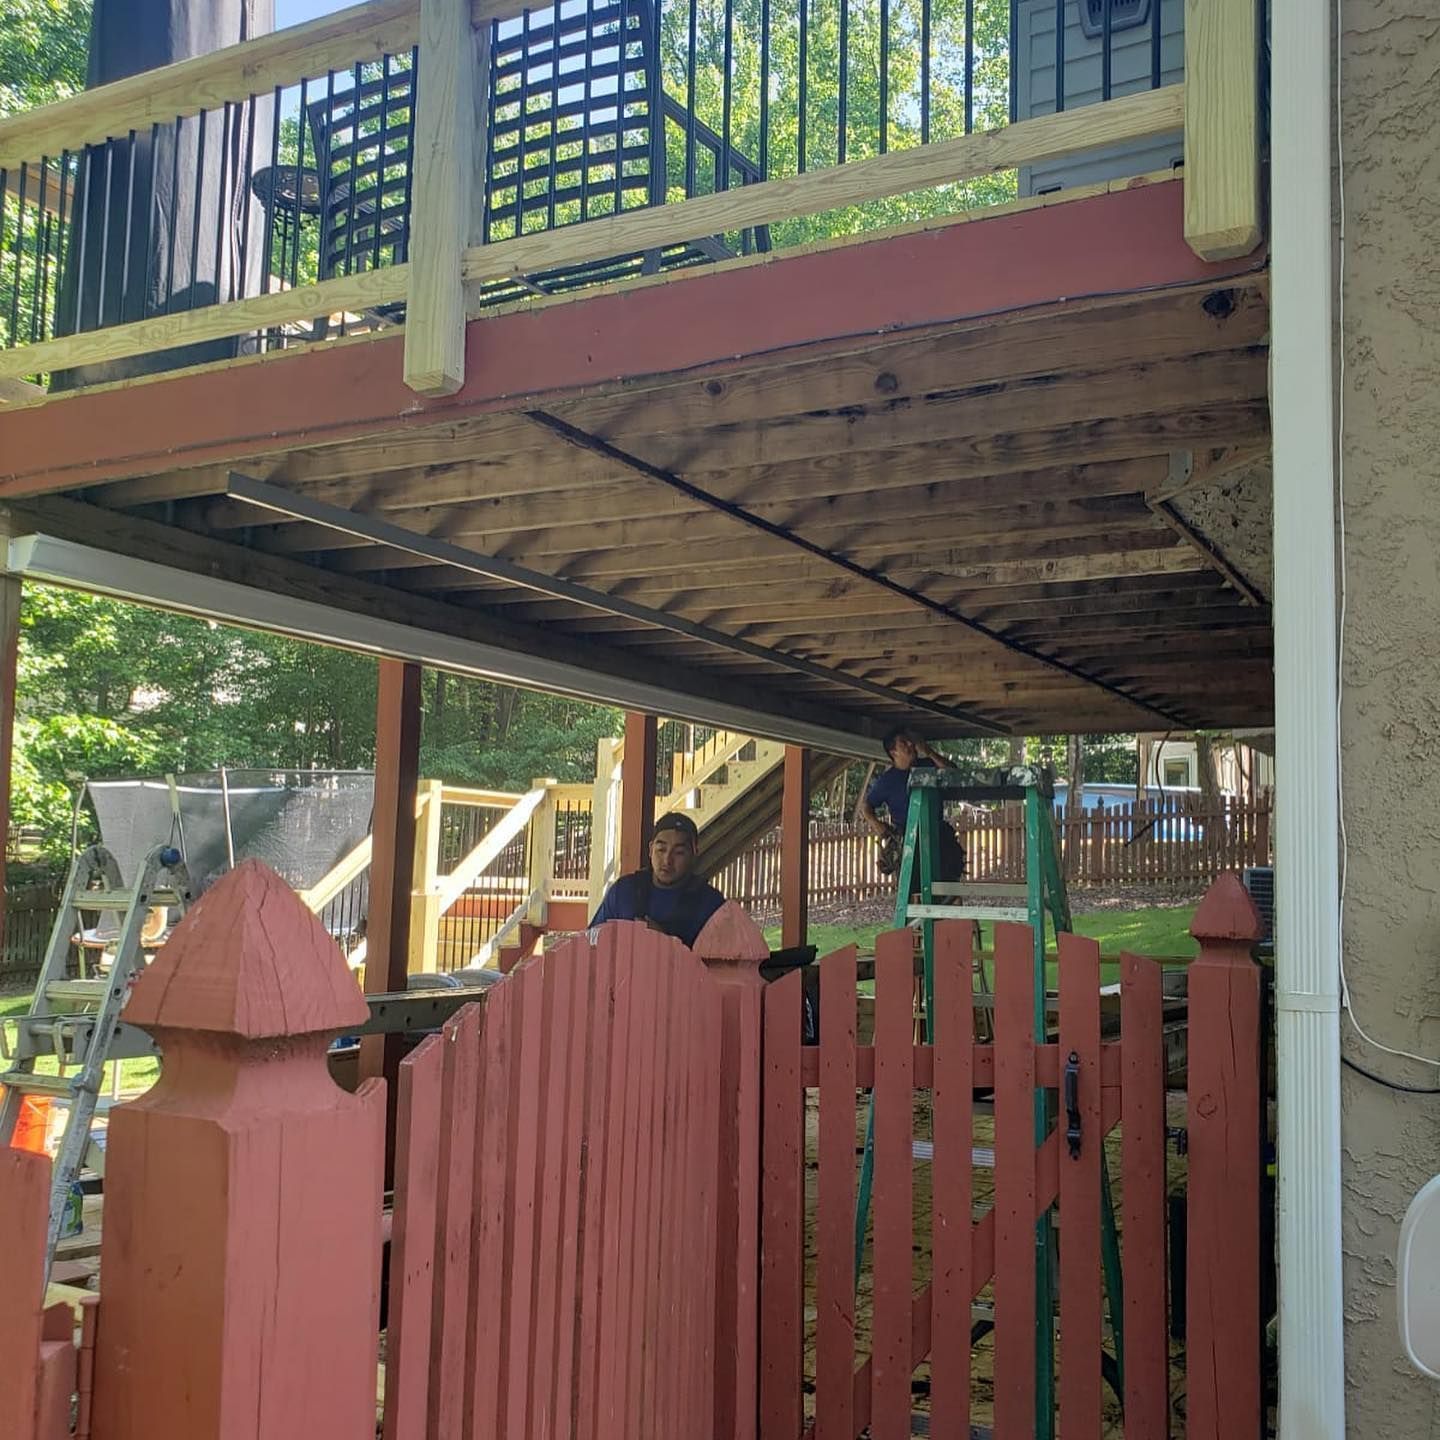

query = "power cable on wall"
[{"left": 1331, "top": 0, "right": 1440, "bottom": 1079}]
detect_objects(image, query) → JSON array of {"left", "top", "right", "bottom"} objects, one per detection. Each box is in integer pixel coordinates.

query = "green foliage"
[{"left": 0, "top": 0, "right": 90, "bottom": 117}]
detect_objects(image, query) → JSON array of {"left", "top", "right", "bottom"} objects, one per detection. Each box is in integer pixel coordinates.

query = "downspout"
[{"left": 1270, "top": 0, "right": 1347, "bottom": 1435}]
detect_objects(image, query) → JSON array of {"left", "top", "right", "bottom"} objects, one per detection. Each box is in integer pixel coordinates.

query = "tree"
[{"left": 0, "top": 0, "right": 90, "bottom": 116}]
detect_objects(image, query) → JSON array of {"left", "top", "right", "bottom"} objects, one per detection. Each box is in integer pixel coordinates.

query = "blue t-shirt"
[
  {"left": 865, "top": 757, "right": 937, "bottom": 827},
  {"left": 588, "top": 871, "right": 727, "bottom": 949}
]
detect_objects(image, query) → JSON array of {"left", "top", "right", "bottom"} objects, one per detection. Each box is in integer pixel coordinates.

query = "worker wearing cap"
[{"left": 588, "top": 811, "right": 727, "bottom": 949}]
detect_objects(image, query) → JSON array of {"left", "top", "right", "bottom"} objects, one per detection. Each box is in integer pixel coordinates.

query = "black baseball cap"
[{"left": 652, "top": 812, "right": 700, "bottom": 846}]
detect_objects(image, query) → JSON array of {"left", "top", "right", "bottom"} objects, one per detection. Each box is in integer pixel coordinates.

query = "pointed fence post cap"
[
  {"left": 123, "top": 858, "right": 370, "bottom": 1039},
  {"left": 692, "top": 901, "right": 770, "bottom": 964},
  {"left": 1190, "top": 872, "right": 1264, "bottom": 944}
]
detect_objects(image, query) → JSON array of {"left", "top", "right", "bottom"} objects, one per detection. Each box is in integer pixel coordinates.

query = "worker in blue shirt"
[
  {"left": 859, "top": 728, "right": 967, "bottom": 879},
  {"left": 588, "top": 811, "right": 727, "bottom": 949}
]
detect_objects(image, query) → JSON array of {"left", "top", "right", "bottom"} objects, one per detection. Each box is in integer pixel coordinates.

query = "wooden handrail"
[
  {"left": 297, "top": 834, "right": 373, "bottom": 913},
  {"left": 461, "top": 87, "right": 1184, "bottom": 291},
  {"left": 0, "top": 0, "right": 420, "bottom": 173},
  {"left": 437, "top": 784, "right": 523, "bottom": 807},
  {"left": 434, "top": 786, "right": 544, "bottom": 916}
]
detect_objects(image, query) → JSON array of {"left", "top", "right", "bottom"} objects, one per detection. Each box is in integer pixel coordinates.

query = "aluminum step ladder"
[{"left": 0, "top": 842, "right": 193, "bottom": 1265}]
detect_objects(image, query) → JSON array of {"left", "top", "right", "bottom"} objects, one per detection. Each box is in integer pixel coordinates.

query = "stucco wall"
[{"left": 1338, "top": 3, "right": 1440, "bottom": 1434}]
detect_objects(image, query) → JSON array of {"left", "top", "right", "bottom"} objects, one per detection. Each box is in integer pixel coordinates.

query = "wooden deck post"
[
  {"left": 694, "top": 902, "right": 769, "bottom": 1440},
  {"left": 403, "top": 0, "right": 489, "bottom": 394},
  {"left": 527, "top": 776, "right": 559, "bottom": 924},
  {"left": 92, "top": 860, "right": 385, "bottom": 1440},
  {"left": 407, "top": 777, "right": 444, "bottom": 973},
  {"left": 1183, "top": 0, "right": 1262, "bottom": 260},
  {"left": 0, "top": 1149, "right": 75, "bottom": 1440},
  {"left": 366, "top": 659, "right": 422, "bottom": 1080},
  {"left": 1185, "top": 872, "right": 1264, "bottom": 1438},
  {"left": 780, "top": 745, "right": 811, "bottom": 950},
  {"left": 620, "top": 711, "right": 658, "bottom": 876}
]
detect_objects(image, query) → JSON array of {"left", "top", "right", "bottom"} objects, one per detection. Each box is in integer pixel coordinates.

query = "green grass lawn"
[
  {"left": 764, "top": 904, "right": 1198, "bottom": 991},
  {"left": 0, "top": 991, "right": 161, "bottom": 1093}
]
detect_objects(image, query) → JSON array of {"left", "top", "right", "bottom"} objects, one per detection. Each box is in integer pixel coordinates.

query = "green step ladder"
[{"left": 852, "top": 763, "right": 1124, "bottom": 1440}]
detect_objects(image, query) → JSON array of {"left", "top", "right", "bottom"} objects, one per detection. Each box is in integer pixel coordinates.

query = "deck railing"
[{"left": 0, "top": 0, "right": 1259, "bottom": 399}]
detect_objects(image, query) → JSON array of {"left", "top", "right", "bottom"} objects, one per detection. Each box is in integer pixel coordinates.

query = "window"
[{"left": 1163, "top": 759, "right": 1191, "bottom": 787}]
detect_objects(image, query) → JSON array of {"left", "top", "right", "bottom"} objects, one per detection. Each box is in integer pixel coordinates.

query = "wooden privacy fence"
[
  {"left": 0, "top": 862, "right": 1261, "bottom": 1440},
  {"left": 720, "top": 798, "right": 1274, "bottom": 907},
  {"left": 760, "top": 894, "right": 1264, "bottom": 1438},
  {"left": 384, "top": 925, "right": 723, "bottom": 1440}
]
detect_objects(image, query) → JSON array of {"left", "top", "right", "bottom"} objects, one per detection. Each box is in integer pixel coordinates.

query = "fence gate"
[
  {"left": 383, "top": 925, "right": 723, "bottom": 1440},
  {"left": 759, "top": 920, "right": 1172, "bottom": 1440}
]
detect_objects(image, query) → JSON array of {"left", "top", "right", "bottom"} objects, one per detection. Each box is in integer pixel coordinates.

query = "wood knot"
[
  {"left": 1201, "top": 288, "right": 1237, "bottom": 320},
  {"left": 705, "top": 379, "right": 725, "bottom": 397},
  {"left": 874, "top": 371, "right": 900, "bottom": 394}
]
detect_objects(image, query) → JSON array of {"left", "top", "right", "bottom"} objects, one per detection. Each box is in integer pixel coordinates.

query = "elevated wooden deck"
[{"left": 0, "top": 0, "right": 1270, "bottom": 748}]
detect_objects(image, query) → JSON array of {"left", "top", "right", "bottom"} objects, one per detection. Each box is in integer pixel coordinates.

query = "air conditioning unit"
[
  {"left": 1013, "top": 0, "right": 1185, "bottom": 197},
  {"left": 1241, "top": 865, "right": 1275, "bottom": 956}
]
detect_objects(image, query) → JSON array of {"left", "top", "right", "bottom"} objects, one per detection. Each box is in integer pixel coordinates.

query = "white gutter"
[
  {"left": 6, "top": 533, "right": 884, "bottom": 759},
  {"left": 1270, "top": 0, "right": 1347, "bottom": 1435}
]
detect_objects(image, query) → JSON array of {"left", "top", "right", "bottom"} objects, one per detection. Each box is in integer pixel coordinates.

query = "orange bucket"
[{"left": 8, "top": 1094, "right": 52, "bottom": 1154}]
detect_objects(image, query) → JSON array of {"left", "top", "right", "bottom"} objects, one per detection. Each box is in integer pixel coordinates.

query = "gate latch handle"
[{"left": 1064, "top": 1050, "right": 1082, "bottom": 1160}]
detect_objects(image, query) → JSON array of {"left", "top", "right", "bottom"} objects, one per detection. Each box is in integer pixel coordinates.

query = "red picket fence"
[
  {"left": 719, "top": 797, "right": 1274, "bottom": 907},
  {"left": 0, "top": 862, "right": 1262, "bottom": 1440},
  {"left": 384, "top": 927, "right": 723, "bottom": 1440},
  {"left": 758, "top": 899, "right": 1263, "bottom": 1439}
]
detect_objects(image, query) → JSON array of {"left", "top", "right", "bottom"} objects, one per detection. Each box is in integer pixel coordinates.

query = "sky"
[{"left": 276, "top": 0, "right": 350, "bottom": 28}]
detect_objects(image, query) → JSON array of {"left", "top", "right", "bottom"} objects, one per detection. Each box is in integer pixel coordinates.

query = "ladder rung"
[
  {"left": 929, "top": 881, "right": 1029, "bottom": 900},
  {"left": 0, "top": 1070, "right": 76, "bottom": 1097},
  {"left": 46, "top": 980, "right": 110, "bottom": 1004},
  {"left": 75, "top": 888, "right": 183, "bottom": 910},
  {"left": 905, "top": 904, "right": 1028, "bottom": 923}
]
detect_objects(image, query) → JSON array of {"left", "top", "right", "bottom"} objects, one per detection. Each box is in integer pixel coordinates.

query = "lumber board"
[
  {"left": 461, "top": 87, "right": 1185, "bottom": 285},
  {"left": 1183, "top": 0, "right": 1262, "bottom": 261},
  {"left": 403, "top": 0, "right": 485, "bottom": 395},
  {"left": 0, "top": 0, "right": 420, "bottom": 172},
  {"left": 0, "top": 268, "right": 410, "bottom": 383}
]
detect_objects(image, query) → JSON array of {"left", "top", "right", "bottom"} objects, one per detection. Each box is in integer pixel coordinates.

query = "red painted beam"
[
  {"left": 619, "top": 712, "right": 657, "bottom": 876},
  {"left": 0, "top": 183, "right": 1265, "bottom": 496}
]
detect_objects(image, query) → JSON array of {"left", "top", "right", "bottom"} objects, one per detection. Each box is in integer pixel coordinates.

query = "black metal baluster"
[
  {"left": 238, "top": 100, "right": 257, "bottom": 299},
  {"left": 141, "top": 124, "right": 160, "bottom": 315},
  {"left": 921, "top": 0, "right": 931, "bottom": 144},
  {"left": 35, "top": 192, "right": 52, "bottom": 341},
  {"left": 121, "top": 131, "right": 140, "bottom": 318},
  {"left": 964, "top": 0, "right": 974, "bottom": 133},
  {"left": 880, "top": 0, "right": 889, "bottom": 152},
  {"left": 263, "top": 90, "right": 281, "bottom": 295},
  {"left": 402, "top": 47, "right": 419, "bottom": 260},
  {"left": 292, "top": 81, "right": 308, "bottom": 289},
  {"left": 54, "top": 150, "right": 73, "bottom": 332},
  {"left": 838, "top": 0, "right": 848, "bottom": 163},
  {"left": 164, "top": 120, "right": 182, "bottom": 313},
  {"left": 519, "top": 9, "right": 534, "bottom": 230},
  {"left": 685, "top": 0, "right": 698, "bottom": 196},
  {"left": 760, "top": 0, "right": 771, "bottom": 177},
  {"left": 97, "top": 145, "right": 114, "bottom": 326},
  {"left": 611, "top": 2, "right": 624, "bottom": 213},
  {"left": 547, "top": 23, "right": 560, "bottom": 229},
  {"left": 74, "top": 149, "right": 94, "bottom": 326},
  {"left": 188, "top": 109, "right": 208, "bottom": 313},
  {"left": 581, "top": 7, "right": 596, "bottom": 218},
  {"left": 721, "top": 0, "right": 734, "bottom": 188},
  {"left": 213, "top": 108, "right": 231, "bottom": 305},
  {"left": 375, "top": 59, "right": 391, "bottom": 269},
  {"left": 1101, "top": 0, "right": 1113, "bottom": 100},
  {"left": 320, "top": 69, "right": 336, "bottom": 280},
  {"left": 31, "top": 160, "right": 49, "bottom": 341},
  {"left": 1055, "top": 0, "right": 1066, "bottom": 111},
  {"left": 1009, "top": 0, "right": 1018, "bottom": 122},
  {"left": 9, "top": 166, "right": 27, "bottom": 346},
  {"left": 343, "top": 63, "right": 364, "bottom": 287},
  {"left": 798, "top": 0, "right": 808, "bottom": 171},
  {"left": 1151, "top": 0, "right": 1163, "bottom": 88}
]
